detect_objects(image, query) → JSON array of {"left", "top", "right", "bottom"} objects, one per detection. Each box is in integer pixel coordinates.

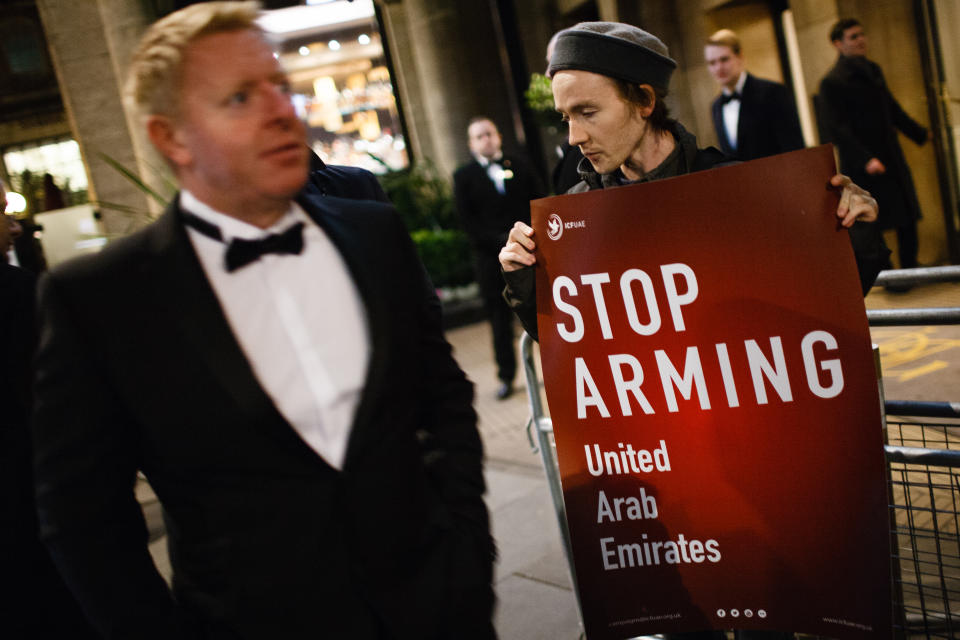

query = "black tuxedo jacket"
[
  {"left": 32, "top": 193, "right": 493, "bottom": 639},
  {"left": 453, "top": 154, "right": 545, "bottom": 256},
  {"left": 711, "top": 73, "right": 805, "bottom": 161}
]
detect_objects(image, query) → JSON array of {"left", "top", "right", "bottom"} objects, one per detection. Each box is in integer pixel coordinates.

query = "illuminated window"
[
  {"left": 3, "top": 138, "right": 88, "bottom": 213},
  {"left": 259, "top": 0, "right": 409, "bottom": 174}
]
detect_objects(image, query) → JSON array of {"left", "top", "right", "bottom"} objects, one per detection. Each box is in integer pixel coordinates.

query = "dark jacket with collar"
[
  {"left": 31, "top": 192, "right": 493, "bottom": 639},
  {"left": 308, "top": 151, "right": 390, "bottom": 202},
  {"left": 711, "top": 72, "right": 805, "bottom": 161},
  {"left": 818, "top": 55, "right": 927, "bottom": 229}
]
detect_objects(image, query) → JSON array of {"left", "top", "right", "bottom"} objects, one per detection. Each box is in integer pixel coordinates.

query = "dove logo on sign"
[{"left": 547, "top": 214, "right": 563, "bottom": 240}]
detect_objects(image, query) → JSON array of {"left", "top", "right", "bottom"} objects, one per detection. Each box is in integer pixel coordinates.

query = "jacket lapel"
[{"left": 472, "top": 159, "right": 501, "bottom": 198}]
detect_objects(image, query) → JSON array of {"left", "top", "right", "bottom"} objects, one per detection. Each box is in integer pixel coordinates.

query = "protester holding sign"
[
  {"left": 496, "top": 21, "right": 887, "bottom": 640},
  {"left": 500, "top": 21, "right": 881, "bottom": 342}
]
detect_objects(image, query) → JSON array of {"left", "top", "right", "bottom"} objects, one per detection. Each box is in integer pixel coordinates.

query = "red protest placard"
[{"left": 532, "top": 146, "right": 891, "bottom": 639}]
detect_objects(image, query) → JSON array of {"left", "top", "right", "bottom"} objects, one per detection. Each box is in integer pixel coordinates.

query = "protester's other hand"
[
  {"left": 499, "top": 221, "right": 537, "bottom": 271},
  {"left": 831, "top": 174, "right": 878, "bottom": 227},
  {"left": 865, "top": 157, "right": 886, "bottom": 175}
]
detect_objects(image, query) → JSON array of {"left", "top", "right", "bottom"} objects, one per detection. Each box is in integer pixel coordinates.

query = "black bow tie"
[
  {"left": 720, "top": 92, "right": 741, "bottom": 105},
  {"left": 182, "top": 212, "right": 305, "bottom": 272}
]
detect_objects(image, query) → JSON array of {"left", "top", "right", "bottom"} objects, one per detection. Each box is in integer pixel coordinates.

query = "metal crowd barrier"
[
  {"left": 518, "top": 265, "right": 960, "bottom": 639},
  {"left": 875, "top": 267, "right": 960, "bottom": 638},
  {"left": 868, "top": 266, "right": 960, "bottom": 326}
]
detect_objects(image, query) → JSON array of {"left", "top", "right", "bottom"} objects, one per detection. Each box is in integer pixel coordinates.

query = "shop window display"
[{"left": 261, "top": 0, "right": 409, "bottom": 174}]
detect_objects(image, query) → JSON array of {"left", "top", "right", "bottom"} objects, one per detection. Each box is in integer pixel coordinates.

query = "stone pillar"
[
  {"left": 36, "top": 0, "right": 158, "bottom": 235},
  {"left": 636, "top": 1, "right": 705, "bottom": 142},
  {"left": 379, "top": 0, "right": 520, "bottom": 177},
  {"left": 788, "top": 0, "right": 841, "bottom": 121},
  {"left": 596, "top": 0, "right": 620, "bottom": 21},
  {"left": 377, "top": 2, "right": 433, "bottom": 166}
]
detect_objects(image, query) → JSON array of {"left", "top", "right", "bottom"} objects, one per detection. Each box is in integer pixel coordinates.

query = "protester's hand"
[
  {"left": 831, "top": 174, "right": 878, "bottom": 227},
  {"left": 499, "top": 221, "right": 537, "bottom": 271},
  {"left": 865, "top": 157, "right": 886, "bottom": 175}
]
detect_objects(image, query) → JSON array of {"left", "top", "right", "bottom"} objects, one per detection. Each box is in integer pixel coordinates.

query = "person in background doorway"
[
  {"left": 705, "top": 28, "right": 805, "bottom": 161},
  {"left": 818, "top": 18, "right": 929, "bottom": 277},
  {"left": 42, "top": 173, "right": 65, "bottom": 212},
  {"left": 454, "top": 116, "right": 545, "bottom": 400}
]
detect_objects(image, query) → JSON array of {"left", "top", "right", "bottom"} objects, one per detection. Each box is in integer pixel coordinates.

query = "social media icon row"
[{"left": 716, "top": 609, "right": 767, "bottom": 619}]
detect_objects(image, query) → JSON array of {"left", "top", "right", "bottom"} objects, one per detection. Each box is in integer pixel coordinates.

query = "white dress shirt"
[
  {"left": 722, "top": 71, "right": 748, "bottom": 151},
  {"left": 180, "top": 190, "right": 369, "bottom": 470},
  {"left": 475, "top": 152, "right": 507, "bottom": 194}
]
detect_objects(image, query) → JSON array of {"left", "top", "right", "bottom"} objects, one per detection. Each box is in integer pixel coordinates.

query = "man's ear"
[
  {"left": 637, "top": 84, "right": 656, "bottom": 119},
  {"left": 146, "top": 115, "right": 191, "bottom": 169}
]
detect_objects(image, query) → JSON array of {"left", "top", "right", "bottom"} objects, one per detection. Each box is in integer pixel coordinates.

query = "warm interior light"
[{"left": 5, "top": 191, "right": 26, "bottom": 214}]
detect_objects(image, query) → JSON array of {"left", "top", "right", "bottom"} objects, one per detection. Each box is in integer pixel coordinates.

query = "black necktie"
[
  {"left": 720, "top": 92, "right": 741, "bottom": 105},
  {"left": 182, "top": 212, "right": 305, "bottom": 272}
]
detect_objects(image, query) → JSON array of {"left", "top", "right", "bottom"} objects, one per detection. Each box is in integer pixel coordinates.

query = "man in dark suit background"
[
  {"left": 31, "top": 3, "right": 494, "bottom": 638},
  {"left": 818, "top": 18, "right": 929, "bottom": 272},
  {"left": 454, "top": 117, "right": 545, "bottom": 400},
  {"left": 705, "top": 29, "right": 805, "bottom": 161}
]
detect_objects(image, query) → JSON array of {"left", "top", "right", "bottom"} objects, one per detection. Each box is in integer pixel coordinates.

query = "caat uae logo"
[
  {"left": 547, "top": 213, "right": 563, "bottom": 240},
  {"left": 546, "top": 213, "right": 587, "bottom": 240}
]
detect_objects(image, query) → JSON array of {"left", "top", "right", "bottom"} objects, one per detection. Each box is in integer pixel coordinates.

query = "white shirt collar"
[
  {"left": 179, "top": 189, "right": 305, "bottom": 241},
  {"left": 723, "top": 71, "right": 748, "bottom": 96},
  {"left": 473, "top": 151, "right": 503, "bottom": 167}
]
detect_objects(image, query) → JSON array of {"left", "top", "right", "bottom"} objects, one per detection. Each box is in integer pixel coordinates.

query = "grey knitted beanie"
[{"left": 548, "top": 22, "right": 677, "bottom": 90}]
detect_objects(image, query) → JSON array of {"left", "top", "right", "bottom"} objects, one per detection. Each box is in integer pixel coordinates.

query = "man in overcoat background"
[
  {"left": 30, "top": 2, "right": 495, "bottom": 638},
  {"left": 819, "top": 18, "right": 929, "bottom": 272},
  {"left": 705, "top": 29, "right": 805, "bottom": 161}
]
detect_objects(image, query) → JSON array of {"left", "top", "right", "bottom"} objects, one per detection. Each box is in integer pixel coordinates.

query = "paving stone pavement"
[{"left": 444, "top": 320, "right": 583, "bottom": 639}]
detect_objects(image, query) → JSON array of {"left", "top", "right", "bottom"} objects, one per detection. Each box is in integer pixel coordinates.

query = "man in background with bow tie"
[
  {"left": 454, "top": 117, "right": 544, "bottom": 400},
  {"left": 31, "top": 2, "right": 495, "bottom": 638},
  {"left": 705, "top": 29, "right": 805, "bottom": 161}
]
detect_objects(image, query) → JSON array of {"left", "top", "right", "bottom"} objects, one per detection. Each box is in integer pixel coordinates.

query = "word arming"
[{"left": 551, "top": 264, "right": 846, "bottom": 419}]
